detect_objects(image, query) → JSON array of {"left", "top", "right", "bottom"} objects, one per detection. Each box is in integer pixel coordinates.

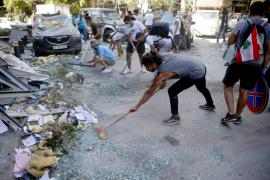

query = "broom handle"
[
  {"left": 81, "top": 41, "right": 90, "bottom": 62},
  {"left": 105, "top": 112, "right": 130, "bottom": 130},
  {"left": 104, "top": 88, "right": 161, "bottom": 130}
]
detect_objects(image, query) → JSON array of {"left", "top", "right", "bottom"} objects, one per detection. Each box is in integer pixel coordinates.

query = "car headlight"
[
  {"left": 75, "top": 32, "right": 81, "bottom": 38},
  {"left": 114, "top": 25, "right": 119, "bottom": 30}
]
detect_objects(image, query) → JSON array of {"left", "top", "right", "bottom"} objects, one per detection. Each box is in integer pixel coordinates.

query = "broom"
[{"left": 94, "top": 88, "right": 161, "bottom": 140}]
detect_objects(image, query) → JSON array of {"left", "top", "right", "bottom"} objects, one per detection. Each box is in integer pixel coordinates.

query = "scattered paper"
[
  {"left": 27, "top": 115, "right": 42, "bottom": 122},
  {"left": 22, "top": 135, "right": 37, "bottom": 148},
  {"left": 13, "top": 153, "right": 31, "bottom": 178}
]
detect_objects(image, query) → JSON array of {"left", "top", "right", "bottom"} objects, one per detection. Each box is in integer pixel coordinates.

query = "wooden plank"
[
  {"left": 0, "top": 108, "right": 22, "bottom": 131},
  {"left": 6, "top": 109, "right": 65, "bottom": 118}
]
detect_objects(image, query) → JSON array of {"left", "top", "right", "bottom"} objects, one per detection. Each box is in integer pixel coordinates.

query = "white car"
[
  {"left": 0, "top": 17, "right": 17, "bottom": 29},
  {"left": 191, "top": 10, "right": 220, "bottom": 37},
  {"left": 0, "top": 17, "right": 31, "bottom": 30}
]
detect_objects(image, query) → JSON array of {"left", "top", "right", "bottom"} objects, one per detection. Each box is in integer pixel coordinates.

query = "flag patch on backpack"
[
  {"left": 235, "top": 19, "right": 267, "bottom": 64},
  {"left": 235, "top": 27, "right": 262, "bottom": 63}
]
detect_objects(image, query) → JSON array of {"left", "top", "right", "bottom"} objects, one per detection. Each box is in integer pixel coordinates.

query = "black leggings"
[{"left": 168, "top": 76, "right": 214, "bottom": 115}]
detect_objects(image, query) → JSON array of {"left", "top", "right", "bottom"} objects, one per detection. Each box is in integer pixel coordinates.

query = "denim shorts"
[
  {"left": 104, "top": 57, "right": 115, "bottom": 66},
  {"left": 126, "top": 41, "right": 145, "bottom": 54}
]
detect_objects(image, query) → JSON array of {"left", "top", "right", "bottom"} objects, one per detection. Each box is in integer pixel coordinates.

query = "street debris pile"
[
  {"left": 9, "top": 103, "right": 99, "bottom": 179},
  {"left": 0, "top": 47, "right": 101, "bottom": 179}
]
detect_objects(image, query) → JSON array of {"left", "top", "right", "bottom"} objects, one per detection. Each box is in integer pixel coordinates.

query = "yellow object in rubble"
[{"left": 99, "top": 131, "right": 108, "bottom": 140}]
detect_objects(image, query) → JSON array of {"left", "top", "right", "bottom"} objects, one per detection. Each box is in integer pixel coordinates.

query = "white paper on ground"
[
  {"left": 13, "top": 153, "right": 31, "bottom": 177},
  {"left": 0, "top": 119, "right": 8, "bottom": 134},
  {"left": 74, "top": 113, "right": 85, "bottom": 121},
  {"left": 22, "top": 135, "right": 37, "bottom": 147},
  {"left": 27, "top": 115, "right": 42, "bottom": 122}
]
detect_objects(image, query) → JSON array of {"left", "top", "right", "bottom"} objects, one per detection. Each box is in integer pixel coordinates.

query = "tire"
[{"left": 103, "top": 29, "right": 113, "bottom": 43}]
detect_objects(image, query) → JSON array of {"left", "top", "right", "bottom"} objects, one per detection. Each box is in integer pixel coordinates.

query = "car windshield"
[
  {"left": 35, "top": 15, "right": 72, "bottom": 28},
  {"left": 193, "top": 12, "right": 218, "bottom": 20},
  {"left": 101, "top": 11, "right": 121, "bottom": 20}
]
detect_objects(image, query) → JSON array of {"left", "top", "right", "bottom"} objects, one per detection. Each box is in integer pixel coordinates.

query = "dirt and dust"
[
  {"left": 1, "top": 38, "right": 270, "bottom": 180},
  {"left": 50, "top": 39, "right": 270, "bottom": 179}
]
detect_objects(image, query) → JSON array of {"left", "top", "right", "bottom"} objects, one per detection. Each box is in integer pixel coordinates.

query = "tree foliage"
[{"left": 3, "top": 0, "right": 89, "bottom": 15}]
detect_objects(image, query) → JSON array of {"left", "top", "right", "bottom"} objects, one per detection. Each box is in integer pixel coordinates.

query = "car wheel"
[{"left": 103, "top": 29, "right": 113, "bottom": 43}]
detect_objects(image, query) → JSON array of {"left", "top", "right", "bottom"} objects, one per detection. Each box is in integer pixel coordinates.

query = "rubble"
[{"left": 0, "top": 46, "right": 101, "bottom": 179}]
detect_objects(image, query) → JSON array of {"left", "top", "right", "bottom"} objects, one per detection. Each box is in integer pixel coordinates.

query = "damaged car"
[
  {"left": 80, "top": 8, "right": 126, "bottom": 42},
  {"left": 32, "top": 13, "right": 82, "bottom": 56}
]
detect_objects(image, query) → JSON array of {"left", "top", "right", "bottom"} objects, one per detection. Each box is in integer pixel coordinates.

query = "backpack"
[
  {"left": 235, "top": 18, "right": 267, "bottom": 64},
  {"left": 148, "top": 22, "right": 170, "bottom": 38}
]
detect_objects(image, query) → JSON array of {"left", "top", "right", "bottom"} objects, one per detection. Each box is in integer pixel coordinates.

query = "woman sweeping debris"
[{"left": 129, "top": 52, "right": 215, "bottom": 126}]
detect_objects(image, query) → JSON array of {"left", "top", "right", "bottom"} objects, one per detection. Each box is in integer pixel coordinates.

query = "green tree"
[{"left": 3, "top": 0, "right": 89, "bottom": 16}]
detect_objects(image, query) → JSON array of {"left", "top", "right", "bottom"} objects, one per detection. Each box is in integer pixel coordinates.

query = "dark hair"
[
  {"left": 123, "top": 15, "right": 132, "bottom": 22},
  {"left": 135, "top": 32, "right": 144, "bottom": 40},
  {"left": 142, "top": 52, "right": 162, "bottom": 66},
  {"left": 250, "top": 1, "right": 264, "bottom": 16},
  {"left": 134, "top": 9, "right": 138, "bottom": 14},
  {"left": 85, "top": 16, "right": 92, "bottom": 21}
]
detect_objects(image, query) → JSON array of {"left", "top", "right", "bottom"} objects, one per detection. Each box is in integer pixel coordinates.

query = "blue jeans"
[{"left": 78, "top": 28, "right": 89, "bottom": 41}]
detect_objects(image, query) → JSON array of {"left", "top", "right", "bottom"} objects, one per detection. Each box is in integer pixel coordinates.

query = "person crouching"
[{"left": 88, "top": 39, "right": 116, "bottom": 74}]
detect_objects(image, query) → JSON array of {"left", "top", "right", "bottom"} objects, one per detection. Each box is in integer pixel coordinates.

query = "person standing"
[
  {"left": 85, "top": 16, "right": 101, "bottom": 40},
  {"left": 133, "top": 9, "right": 144, "bottom": 24},
  {"left": 144, "top": 9, "right": 154, "bottom": 31},
  {"left": 221, "top": 1, "right": 270, "bottom": 124},
  {"left": 19, "top": 11, "right": 25, "bottom": 23},
  {"left": 217, "top": 8, "right": 228, "bottom": 43},
  {"left": 172, "top": 10, "right": 181, "bottom": 51},
  {"left": 77, "top": 14, "right": 89, "bottom": 41},
  {"left": 129, "top": 53, "right": 215, "bottom": 125},
  {"left": 123, "top": 15, "right": 146, "bottom": 74}
]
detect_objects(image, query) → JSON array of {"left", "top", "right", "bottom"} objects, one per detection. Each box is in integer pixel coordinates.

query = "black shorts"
[
  {"left": 126, "top": 41, "right": 145, "bottom": 54},
  {"left": 223, "top": 63, "right": 261, "bottom": 90}
]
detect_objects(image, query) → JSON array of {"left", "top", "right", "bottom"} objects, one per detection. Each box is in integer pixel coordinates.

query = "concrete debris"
[
  {"left": 0, "top": 40, "right": 14, "bottom": 54},
  {"left": 64, "top": 72, "right": 84, "bottom": 85},
  {"left": 0, "top": 119, "right": 8, "bottom": 134},
  {"left": 0, "top": 51, "right": 49, "bottom": 81}
]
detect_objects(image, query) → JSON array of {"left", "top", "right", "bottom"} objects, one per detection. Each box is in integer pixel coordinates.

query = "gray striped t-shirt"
[{"left": 158, "top": 54, "right": 206, "bottom": 79}]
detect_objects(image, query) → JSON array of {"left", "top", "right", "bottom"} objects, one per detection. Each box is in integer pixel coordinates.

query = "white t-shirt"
[
  {"left": 127, "top": 20, "right": 145, "bottom": 42},
  {"left": 146, "top": 33, "right": 173, "bottom": 53},
  {"left": 135, "top": 15, "right": 144, "bottom": 24},
  {"left": 174, "top": 16, "right": 181, "bottom": 35},
  {"left": 144, "top": 13, "right": 154, "bottom": 26}
]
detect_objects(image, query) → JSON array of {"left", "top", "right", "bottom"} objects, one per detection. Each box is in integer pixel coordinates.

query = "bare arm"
[
  {"left": 227, "top": 32, "right": 237, "bottom": 45},
  {"left": 263, "top": 40, "right": 270, "bottom": 71},
  {"left": 150, "top": 44, "right": 157, "bottom": 53}
]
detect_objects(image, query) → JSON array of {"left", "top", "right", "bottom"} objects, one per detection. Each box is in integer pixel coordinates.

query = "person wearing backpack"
[
  {"left": 136, "top": 32, "right": 174, "bottom": 54},
  {"left": 221, "top": 1, "right": 270, "bottom": 124},
  {"left": 135, "top": 22, "right": 176, "bottom": 54}
]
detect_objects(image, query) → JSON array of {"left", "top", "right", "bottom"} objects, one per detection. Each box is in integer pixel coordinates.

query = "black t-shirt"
[{"left": 90, "top": 23, "right": 99, "bottom": 35}]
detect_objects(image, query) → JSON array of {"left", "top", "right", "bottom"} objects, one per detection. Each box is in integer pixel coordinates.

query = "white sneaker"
[
  {"left": 122, "top": 68, "right": 132, "bottom": 74},
  {"left": 102, "top": 68, "right": 112, "bottom": 74}
]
